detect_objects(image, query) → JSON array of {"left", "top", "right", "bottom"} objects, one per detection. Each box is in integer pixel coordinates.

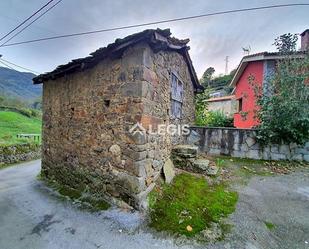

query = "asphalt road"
[{"left": 0, "top": 160, "right": 308, "bottom": 249}]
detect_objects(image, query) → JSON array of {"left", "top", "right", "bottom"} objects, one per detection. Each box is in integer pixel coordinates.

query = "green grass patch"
[
  {"left": 264, "top": 221, "right": 275, "bottom": 230},
  {"left": 0, "top": 111, "right": 41, "bottom": 145},
  {"left": 149, "top": 173, "right": 238, "bottom": 238}
]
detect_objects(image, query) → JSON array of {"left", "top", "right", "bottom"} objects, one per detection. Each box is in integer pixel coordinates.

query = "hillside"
[
  {"left": 0, "top": 67, "right": 42, "bottom": 101},
  {"left": 0, "top": 111, "right": 42, "bottom": 145}
]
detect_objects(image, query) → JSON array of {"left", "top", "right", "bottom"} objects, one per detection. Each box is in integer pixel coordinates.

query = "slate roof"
[
  {"left": 301, "top": 29, "right": 309, "bottom": 36},
  {"left": 33, "top": 28, "right": 203, "bottom": 92}
]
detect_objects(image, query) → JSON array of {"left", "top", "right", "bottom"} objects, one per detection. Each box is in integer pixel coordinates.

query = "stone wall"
[
  {"left": 0, "top": 143, "right": 41, "bottom": 165},
  {"left": 41, "top": 42, "right": 195, "bottom": 209},
  {"left": 186, "top": 127, "right": 309, "bottom": 162}
]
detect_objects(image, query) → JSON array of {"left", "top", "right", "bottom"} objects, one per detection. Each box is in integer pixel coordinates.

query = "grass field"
[{"left": 0, "top": 111, "right": 42, "bottom": 145}]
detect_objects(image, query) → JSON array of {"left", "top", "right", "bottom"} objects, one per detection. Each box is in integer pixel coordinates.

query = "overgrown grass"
[
  {"left": 0, "top": 111, "right": 41, "bottom": 145},
  {"left": 149, "top": 173, "right": 238, "bottom": 238}
]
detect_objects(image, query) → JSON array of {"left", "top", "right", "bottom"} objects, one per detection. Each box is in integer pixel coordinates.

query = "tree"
[
  {"left": 200, "top": 67, "right": 215, "bottom": 88},
  {"left": 273, "top": 33, "right": 298, "bottom": 53},
  {"left": 209, "top": 69, "right": 236, "bottom": 94},
  {"left": 251, "top": 53, "right": 309, "bottom": 145}
]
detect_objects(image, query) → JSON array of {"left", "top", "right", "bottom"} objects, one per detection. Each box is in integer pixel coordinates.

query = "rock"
[
  {"left": 145, "top": 162, "right": 154, "bottom": 176},
  {"left": 163, "top": 158, "right": 175, "bottom": 184},
  {"left": 152, "top": 160, "right": 162, "bottom": 169},
  {"left": 270, "top": 153, "right": 286, "bottom": 160},
  {"left": 206, "top": 165, "right": 219, "bottom": 176},
  {"left": 116, "top": 172, "right": 145, "bottom": 194},
  {"left": 291, "top": 154, "right": 303, "bottom": 161},
  {"left": 279, "top": 144, "right": 290, "bottom": 154},
  {"left": 172, "top": 145, "right": 198, "bottom": 158},
  {"left": 186, "top": 130, "right": 201, "bottom": 145},
  {"left": 129, "top": 160, "right": 147, "bottom": 177},
  {"left": 246, "top": 149, "right": 260, "bottom": 160},
  {"left": 245, "top": 136, "right": 256, "bottom": 148},
  {"left": 109, "top": 144, "right": 121, "bottom": 156},
  {"left": 193, "top": 159, "right": 210, "bottom": 171}
]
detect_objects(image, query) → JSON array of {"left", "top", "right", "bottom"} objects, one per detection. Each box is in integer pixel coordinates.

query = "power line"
[
  {"left": 0, "top": 58, "right": 40, "bottom": 74},
  {"left": 0, "top": 59, "right": 38, "bottom": 83},
  {"left": 1, "top": 3, "right": 309, "bottom": 48},
  {"left": 0, "top": 0, "right": 55, "bottom": 42},
  {"left": 1, "top": 0, "right": 62, "bottom": 47},
  {"left": 0, "top": 59, "right": 17, "bottom": 71}
]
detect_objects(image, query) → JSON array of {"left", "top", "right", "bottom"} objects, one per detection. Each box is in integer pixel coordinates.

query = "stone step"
[
  {"left": 193, "top": 159, "right": 210, "bottom": 171},
  {"left": 172, "top": 145, "right": 198, "bottom": 158}
]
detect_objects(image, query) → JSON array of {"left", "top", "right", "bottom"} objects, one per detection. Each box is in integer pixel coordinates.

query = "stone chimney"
[{"left": 300, "top": 29, "right": 309, "bottom": 51}]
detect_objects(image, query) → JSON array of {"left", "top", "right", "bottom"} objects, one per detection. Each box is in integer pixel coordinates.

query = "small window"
[
  {"left": 238, "top": 98, "right": 243, "bottom": 112},
  {"left": 170, "top": 73, "right": 183, "bottom": 119}
]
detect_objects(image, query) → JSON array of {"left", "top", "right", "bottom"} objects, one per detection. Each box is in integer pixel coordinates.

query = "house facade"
[
  {"left": 205, "top": 95, "right": 236, "bottom": 117},
  {"left": 230, "top": 29, "right": 309, "bottom": 129},
  {"left": 33, "top": 29, "right": 202, "bottom": 210}
]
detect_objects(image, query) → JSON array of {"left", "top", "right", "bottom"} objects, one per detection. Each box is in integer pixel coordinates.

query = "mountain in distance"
[{"left": 0, "top": 66, "right": 42, "bottom": 101}]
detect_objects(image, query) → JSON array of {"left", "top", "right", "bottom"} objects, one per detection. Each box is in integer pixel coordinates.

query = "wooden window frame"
[{"left": 170, "top": 72, "right": 184, "bottom": 119}]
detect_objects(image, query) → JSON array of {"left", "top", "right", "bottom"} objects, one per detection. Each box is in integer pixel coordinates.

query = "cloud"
[{"left": 0, "top": 0, "right": 308, "bottom": 77}]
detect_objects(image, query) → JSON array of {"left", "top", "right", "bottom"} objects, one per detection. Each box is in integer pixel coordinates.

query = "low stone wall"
[
  {"left": 0, "top": 143, "right": 41, "bottom": 165},
  {"left": 186, "top": 127, "right": 309, "bottom": 162}
]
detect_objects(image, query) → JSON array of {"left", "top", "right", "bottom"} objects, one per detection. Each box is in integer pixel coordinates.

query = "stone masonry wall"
[
  {"left": 41, "top": 42, "right": 195, "bottom": 209},
  {"left": 136, "top": 45, "right": 195, "bottom": 192},
  {"left": 0, "top": 143, "right": 41, "bottom": 165},
  {"left": 186, "top": 127, "right": 309, "bottom": 162}
]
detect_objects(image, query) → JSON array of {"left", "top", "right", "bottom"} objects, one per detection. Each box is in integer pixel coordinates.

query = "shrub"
[
  {"left": 204, "top": 110, "right": 234, "bottom": 127},
  {"left": 195, "top": 91, "right": 209, "bottom": 126},
  {"left": 251, "top": 54, "right": 309, "bottom": 145}
]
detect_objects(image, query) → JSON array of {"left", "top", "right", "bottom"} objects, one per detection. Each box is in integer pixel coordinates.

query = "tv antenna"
[{"left": 242, "top": 46, "right": 251, "bottom": 55}]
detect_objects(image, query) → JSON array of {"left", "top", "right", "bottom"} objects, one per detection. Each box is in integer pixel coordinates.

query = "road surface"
[{"left": 0, "top": 160, "right": 308, "bottom": 249}]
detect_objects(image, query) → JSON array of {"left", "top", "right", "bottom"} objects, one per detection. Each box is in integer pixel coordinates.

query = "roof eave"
[
  {"left": 33, "top": 29, "right": 203, "bottom": 91},
  {"left": 229, "top": 52, "right": 306, "bottom": 87}
]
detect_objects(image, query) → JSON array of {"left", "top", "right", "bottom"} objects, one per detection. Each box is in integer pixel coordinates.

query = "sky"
[{"left": 0, "top": 0, "right": 308, "bottom": 78}]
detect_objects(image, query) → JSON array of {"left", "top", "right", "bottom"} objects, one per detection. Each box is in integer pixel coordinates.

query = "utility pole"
[{"left": 224, "top": 56, "right": 229, "bottom": 75}]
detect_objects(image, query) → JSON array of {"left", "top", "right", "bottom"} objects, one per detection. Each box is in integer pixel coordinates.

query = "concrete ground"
[{"left": 0, "top": 160, "right": 308, "bottom": 249}]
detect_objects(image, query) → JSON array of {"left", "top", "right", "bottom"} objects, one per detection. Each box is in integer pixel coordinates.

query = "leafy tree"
[
  {"left": 200, "top": 67, "right": 215, "bottom": 88},
  {"left": 209, "top": 69, "right": 236, "bottom": 94},
  {"left": 273, "top": 33, "right": 298, "bottom": 53},
  {"left": 251, "top": 53, "right": 309, "bottom": 145},
  {"left": 211, "top": 74, "right": 232, "bottom": 89}
]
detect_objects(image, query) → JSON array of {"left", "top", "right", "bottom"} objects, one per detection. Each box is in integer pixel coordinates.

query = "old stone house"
[{"left": 33, "top": 29, "right": 203, "bottom": 209}]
